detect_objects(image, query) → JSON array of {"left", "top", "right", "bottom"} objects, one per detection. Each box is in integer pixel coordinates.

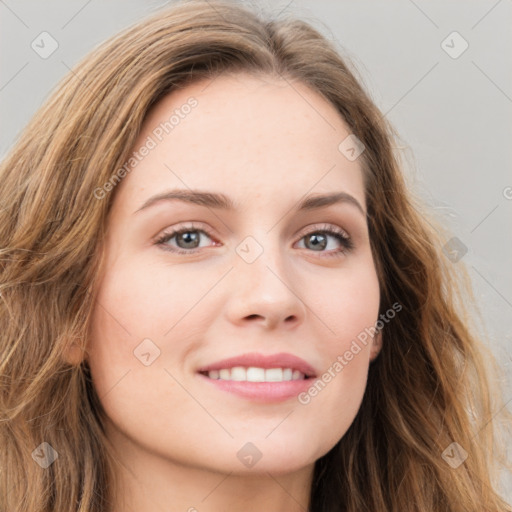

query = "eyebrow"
[{"left": 134, "top": 189, "right": 366, "bottom": 216}]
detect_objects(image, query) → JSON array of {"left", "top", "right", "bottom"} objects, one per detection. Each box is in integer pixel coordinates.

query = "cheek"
[
  {"left": 308, "top": 255, "right": 380, "bottom": 350},
  {"left": 85, "top": 255, "right": 217, "bottom": 432},
  {"left": 89, "top": 256, "right": 205, "bottom": 334},
  {"left": 85, "top": 267, "right": 197, "bottom": 458},
  {"left": 295, "top": 338, "right": 373, "bottom": 458},
  {"left": 295, "top": 258, "right": 379, "bottom": 443},
  {"left": 87, "top": 253, "right": 223, "bottom": 364}
]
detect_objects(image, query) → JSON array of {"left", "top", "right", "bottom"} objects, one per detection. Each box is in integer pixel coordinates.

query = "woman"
[{"left": 0, "top": 1, "right": 510, "bottom": 510}]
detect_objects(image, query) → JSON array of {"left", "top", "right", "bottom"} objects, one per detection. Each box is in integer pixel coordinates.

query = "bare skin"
[{"left": 84, "top": 72, "right": 381, "bottom": 512}]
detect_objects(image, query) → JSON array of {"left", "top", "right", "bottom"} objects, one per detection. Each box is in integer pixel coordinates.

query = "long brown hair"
[{"left": 1, "top": 1, "right": 510, "bottom": 510}]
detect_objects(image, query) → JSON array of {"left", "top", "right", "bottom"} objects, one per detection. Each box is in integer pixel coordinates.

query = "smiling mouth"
[{"left": 199, "top": 366, "right": 312, "bottom": 382}]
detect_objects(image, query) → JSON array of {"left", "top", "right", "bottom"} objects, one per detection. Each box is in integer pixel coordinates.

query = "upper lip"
[{"left": 197, "top": 352, "right": 317, "bottom": 377}]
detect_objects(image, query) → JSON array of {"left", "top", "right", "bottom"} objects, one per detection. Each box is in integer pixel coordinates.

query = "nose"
[{"left": 223, "top": 243, "right": 307, "bottom": 331}]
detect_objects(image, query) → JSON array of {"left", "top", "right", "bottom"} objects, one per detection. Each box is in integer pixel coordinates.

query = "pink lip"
[
  {"left": 197, "top": 352, "right": 317, "bottom": 377},
  {"left": 196, "top": 352, "right": 317, "bottom": 403},
  {"left": 197, "top": 376, "right": 313, "bottom": 402}
]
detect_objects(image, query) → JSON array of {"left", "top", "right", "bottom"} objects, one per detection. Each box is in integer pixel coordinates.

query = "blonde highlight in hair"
[{"left": 1, "top": 1, "right": 510, "bottom": 510}]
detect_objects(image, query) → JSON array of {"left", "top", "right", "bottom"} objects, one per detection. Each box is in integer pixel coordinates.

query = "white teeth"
[
  {"left": 265, "top": 368, "right": 283, "bottom": 381},
  {"left": 231, "top": 366, "right": 246, "bottom": 381},
  {"left": 206, "top": 367, "right": 306, "bottom": 382},
  {"left": 219, "top": 369, "right": 230, "bottom": 380},
  {"left": 292, "top": 370, "right": 302, "bottom": 380},
  {"left": 246, "top": 367, "right": 265, "bottom": 382}
]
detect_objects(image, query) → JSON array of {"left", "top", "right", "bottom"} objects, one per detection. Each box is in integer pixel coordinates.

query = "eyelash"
[{"left": 154, "top": 222, "right": 354, "bottom": 258}]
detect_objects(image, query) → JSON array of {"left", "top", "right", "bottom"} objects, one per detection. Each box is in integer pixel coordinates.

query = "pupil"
[
  {"left": 178, "top": 231, "right": 199, "bottom": 248},
  {"left": 308, "top": 233, "right": 326, "bottom": 251}
]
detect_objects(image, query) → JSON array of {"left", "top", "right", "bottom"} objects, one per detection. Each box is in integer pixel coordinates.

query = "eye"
[
  {"left": 155, "top": 222, "right": 354, "bottom": 258},
  {"left": 294, "top": 224, "right": 354, "bottom": 258},
  {"left": 155, "top": 222, "right": 218, "bottom": 254}
]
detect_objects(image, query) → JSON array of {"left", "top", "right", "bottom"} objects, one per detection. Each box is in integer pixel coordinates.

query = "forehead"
[{"left": 114, "top": 73, "right": 365, "bottom": 213}]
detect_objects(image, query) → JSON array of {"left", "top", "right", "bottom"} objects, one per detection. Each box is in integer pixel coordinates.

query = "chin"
[{"left": 185, "top": 436, "right": 326, "bottom": 476}]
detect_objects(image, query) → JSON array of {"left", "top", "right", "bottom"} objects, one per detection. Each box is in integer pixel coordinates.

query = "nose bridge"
[
  {"left": 236, "top": 228, "right": 288, "bottom": 290},
  {"left": 227, "top": 228, "right": 306, "bottom": 327}
]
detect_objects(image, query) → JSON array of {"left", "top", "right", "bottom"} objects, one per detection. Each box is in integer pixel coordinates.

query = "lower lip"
[{"left": 197, "top": 373, "right": 314, "bottom": 402}]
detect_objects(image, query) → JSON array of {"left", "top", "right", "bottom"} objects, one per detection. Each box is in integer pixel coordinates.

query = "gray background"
[{"left": 1, "top": 0, "right": 511, "bottom": 499}]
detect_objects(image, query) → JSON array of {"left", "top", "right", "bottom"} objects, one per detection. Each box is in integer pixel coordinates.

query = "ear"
[
  {"left": 369, "top": 330, "right": 383, "bottom": 362},
  {"left": 62, "top": 339, "right": 88, "bottom": 366}
]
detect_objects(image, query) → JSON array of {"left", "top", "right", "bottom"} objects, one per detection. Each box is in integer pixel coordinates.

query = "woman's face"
[{"left": 87, "top": 73, "right": 381, "bottom": 475}]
